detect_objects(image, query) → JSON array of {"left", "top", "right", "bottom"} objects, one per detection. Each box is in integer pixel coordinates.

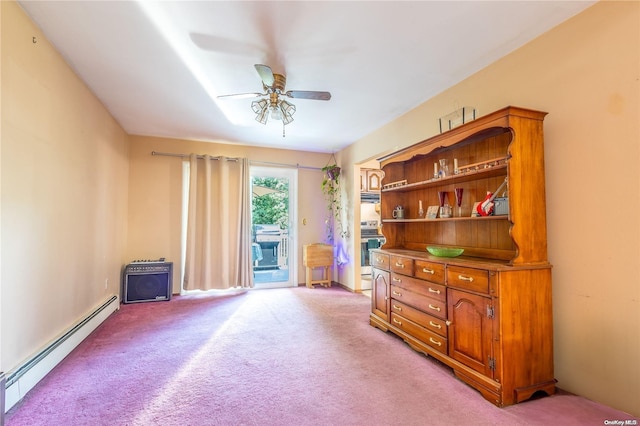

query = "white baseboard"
[{"left": 4, "top": 295, "right": 119, "bottom": 413}]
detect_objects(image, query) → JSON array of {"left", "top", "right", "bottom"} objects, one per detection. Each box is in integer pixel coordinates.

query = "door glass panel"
[{"left": 251, "top": 166, "right": 297, "bottom": 288}]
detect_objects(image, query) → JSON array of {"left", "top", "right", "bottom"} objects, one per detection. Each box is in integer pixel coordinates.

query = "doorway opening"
[
  {"left": 251, "top": 166, "right": 298, "bottom": 288},
  {"left": 357, "top": 158, "right": 386, "bottom": 292}
]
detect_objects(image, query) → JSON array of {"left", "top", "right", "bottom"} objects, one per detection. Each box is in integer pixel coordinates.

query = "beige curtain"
[{"left": 183, "top": 154, "right": 253, "bottom": 290}]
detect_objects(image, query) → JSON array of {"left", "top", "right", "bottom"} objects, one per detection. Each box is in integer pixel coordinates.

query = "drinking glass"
[
  {"left": 455, "top": 188, "right": 464, "bottom": 217},
  {"left": 438, "top": 159, "right": 448, "bottom": 178}
]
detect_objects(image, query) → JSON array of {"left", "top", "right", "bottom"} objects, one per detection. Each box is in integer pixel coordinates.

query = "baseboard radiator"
[
  {"left": 1, "top": 371, "right": 6, "bottom": 426},
  {"left": 3, "top": 295, "right": 119, "bottom": 413}
]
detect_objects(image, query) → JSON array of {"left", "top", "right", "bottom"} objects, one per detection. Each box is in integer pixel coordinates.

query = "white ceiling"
[{"left": 18, "top": 1, "right": 596, "bottom": 153}]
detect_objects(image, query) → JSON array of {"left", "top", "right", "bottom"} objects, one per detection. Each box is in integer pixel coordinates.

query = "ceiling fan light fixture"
[
  {"left": 270, "top": 102, "right": 283, "bottom": 121},
  {"left": 251, "top": 99, "right": 267, "bottom": 114},
  {"left": 225, "top": 64, "right": 328, "bottom": 131},
  {"left": 252, "top": 99, "right": 268, "bottom": 124},
  {"left": 255, "top": 109, "right": 268, "bottom": 125},
  {"left": 280, "top": 100, "right": 296, "bottom": 125}
]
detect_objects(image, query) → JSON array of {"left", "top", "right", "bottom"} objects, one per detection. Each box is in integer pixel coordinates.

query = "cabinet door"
[
  {"left": 447, "top": 288, "right": 495, "bottom": 378},
  {"left": 367, "top": 170, "right": 382, "bottom": 191},
  {"left": 371, "top": 268, "right": 390, "bottom": 321}
]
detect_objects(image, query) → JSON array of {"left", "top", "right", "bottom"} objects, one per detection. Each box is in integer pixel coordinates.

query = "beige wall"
[
  {"left": 340, "top": 1, "right": 639, "bottom": 415},
  {"left": 127, "top": 136, "right": 332, "bottom": 291},
  {"left": 1, "top": 2, "right": 129, "bottom": 371}
]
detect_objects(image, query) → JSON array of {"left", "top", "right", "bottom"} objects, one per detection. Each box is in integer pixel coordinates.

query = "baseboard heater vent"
[
  {"left": 3, "top": 295, "right": 119, "bottom": 413},
  {"left": 1, "top": 371, "right": 5, "bottom": 426}
]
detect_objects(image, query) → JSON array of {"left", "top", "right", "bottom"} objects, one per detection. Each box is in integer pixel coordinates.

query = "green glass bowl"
[{"left": 427, "top": 246, "right": 464, "bottom": 257}]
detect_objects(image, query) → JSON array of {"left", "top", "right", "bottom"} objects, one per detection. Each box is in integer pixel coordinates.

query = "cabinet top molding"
[{"left": 377, "top": 106, "right": 548, "bottom": 167}]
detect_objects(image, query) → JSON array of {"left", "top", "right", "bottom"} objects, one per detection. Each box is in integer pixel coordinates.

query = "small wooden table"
[{"left": 303, "top": 244, "right": 333, "bottom": 288}]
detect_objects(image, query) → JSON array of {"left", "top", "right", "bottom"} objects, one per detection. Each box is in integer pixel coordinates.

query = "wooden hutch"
[{"left": 369, "top": 106, "right": 554, "bottom": 406}]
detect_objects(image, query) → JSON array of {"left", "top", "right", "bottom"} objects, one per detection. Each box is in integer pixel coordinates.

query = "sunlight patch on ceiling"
[{"left": 136, "top": 1, "right": 244, "bottom": 126}]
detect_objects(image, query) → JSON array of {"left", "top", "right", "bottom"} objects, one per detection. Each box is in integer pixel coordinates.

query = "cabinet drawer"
[
  {"left": 390, "top": 273, "right": 446, "bottom": 303},
  {"left": 391, "top": 300, "right": 448, "bottom": 337},
  {"left": 390, "top": 255, "right": 414, "bottom": 275},
  {"left": 447, "top": 265, "right": 489, "bottom": 294},
  {"left": 391, "top": 284, "right": 447, "bottom": 319},
  {"left": 371, "top": 252, "right": 390, "bottom": 270},
  {"left": 390, "top": 313, "right": 448, "bottom": 355},
  {"left": 415, "top": 260, "right": 445, "bottom": 284}
]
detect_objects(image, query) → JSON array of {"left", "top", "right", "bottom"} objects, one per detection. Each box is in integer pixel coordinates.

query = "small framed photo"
[
  {"left": 471, "top": 202, "right": 481, "bottom": 217},
  {"left": 427, "top": 205, "right": 439, "bottom": 219}
]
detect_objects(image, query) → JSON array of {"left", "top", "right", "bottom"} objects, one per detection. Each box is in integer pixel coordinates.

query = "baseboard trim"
[
  {"left": 298, "top": 281, "right": 357, "bottom": 292},
  {"left": 4, "top": 295, "right": 119, "bottom": 413}
]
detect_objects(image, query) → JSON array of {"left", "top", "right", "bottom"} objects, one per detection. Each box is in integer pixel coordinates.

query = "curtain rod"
[
  {"left": 151, "top": 151, "right": 238, "bottom": 161},
  {"left": 151, "top": 151, "right": 321, "bottom": 171}
]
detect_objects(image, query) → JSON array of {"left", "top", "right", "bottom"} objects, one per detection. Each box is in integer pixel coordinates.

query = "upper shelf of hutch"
[
  {"left": 382, "top": 163, "right": 507, "bottom": 193},
  {"left": 376, "top": 106, "right": 549, "bottom": 266},
  {"left": 377, "top": 106, "right": 547, "bottom": 167}
]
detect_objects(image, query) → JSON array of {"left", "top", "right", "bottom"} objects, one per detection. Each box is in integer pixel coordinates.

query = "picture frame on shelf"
[
  {"left": 438, "top": 106, "right": 477, "bottom": 133},
  {"left": 426, "top": 205, "right": 439, "bottom": 219},
  {"left": 471, "top": 202, "right": 481, "bottom": 217}
]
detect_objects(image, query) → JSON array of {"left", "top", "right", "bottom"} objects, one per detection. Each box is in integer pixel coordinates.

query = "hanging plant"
[
  {"left": 323, "top": 164, "right": 341, "bottom": 181},
  {"left": 321, "top": 156, "right": 347, "bottom": 242}
]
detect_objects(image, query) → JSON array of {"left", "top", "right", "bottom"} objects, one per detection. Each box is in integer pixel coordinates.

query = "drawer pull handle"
[
  {"left": 392, "top": 277, "right": 402, "bottom": 283},
  {"left": 393, "top": 318, "right": 402, "bottom": 326},
  {"left": 458, "top": 274, "right": 474, "bottom": 282},
  {"left": 392, "top": 290, "right": 402, "bottom": 297},
  {"left": 422, "top": 268, "right": 435, "bottom": 274},
  {"left": 392, "top": 304, "right": 402, "bottom": 311},
  {"left": 429, "top": 337, "right": 442, "bottom": 346},
  {"left": 395, "top": 262, "right": 405, "bottom": 268},
  {"left": 429, "top": 321, "right": 442, "bottom": 329},
  {"left": 428, "top": 287, "right": 440, "bottom": 294},
  {"left": 428, "top": 304, "right": 441, "bottom": 312},
  {"left": 376, "top": 257, "right": 384, "bottom": 262}
]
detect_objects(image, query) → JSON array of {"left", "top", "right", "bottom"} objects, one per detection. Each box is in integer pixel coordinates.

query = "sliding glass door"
[{"left": 250, "top": 166, "right": 297, "bottom": 288}]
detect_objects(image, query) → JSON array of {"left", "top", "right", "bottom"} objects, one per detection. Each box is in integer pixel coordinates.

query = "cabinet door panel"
[
  {"left": 371, "top": 268, "right": 390, "bottom": 321},
  {"left": 448, "top": 288, "right": 494, "bottom": 378},
  {"left": 367, "top": 170, "right": 382, "bottom": 191}
]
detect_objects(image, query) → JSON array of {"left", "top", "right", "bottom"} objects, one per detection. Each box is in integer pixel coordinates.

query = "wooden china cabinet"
[{"left": 369, "top": 106, "right": 555, "bottom": 407}]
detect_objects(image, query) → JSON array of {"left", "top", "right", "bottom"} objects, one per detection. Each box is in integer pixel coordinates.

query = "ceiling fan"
[{"left": 218, "top": 64, "right": 331, "bottom": 136}]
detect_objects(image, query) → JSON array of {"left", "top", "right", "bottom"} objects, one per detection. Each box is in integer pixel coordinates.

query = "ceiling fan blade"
[
  {"left": 217, "top": 92, "right": 266, "bottom": 99},
  {"left": 254, "top": 64, "right": 275, "bottom": 87},
  {"left": 285, "top": 90, "right": 332, "bottom": 101}
]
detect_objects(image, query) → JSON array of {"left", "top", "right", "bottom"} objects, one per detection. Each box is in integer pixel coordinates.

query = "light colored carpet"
[{"left": 6, "top": 286, "right": 635, "bottom": 425}]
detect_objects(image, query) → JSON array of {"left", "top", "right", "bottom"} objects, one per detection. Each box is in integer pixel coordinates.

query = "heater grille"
[{"left": 1, "top": 371, "right": 5, "bottom": 426}]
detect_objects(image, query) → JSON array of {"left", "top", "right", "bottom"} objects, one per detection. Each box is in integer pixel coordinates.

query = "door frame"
[{"left": 251, "top": 165, "right": 298, "bottom": 289}]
